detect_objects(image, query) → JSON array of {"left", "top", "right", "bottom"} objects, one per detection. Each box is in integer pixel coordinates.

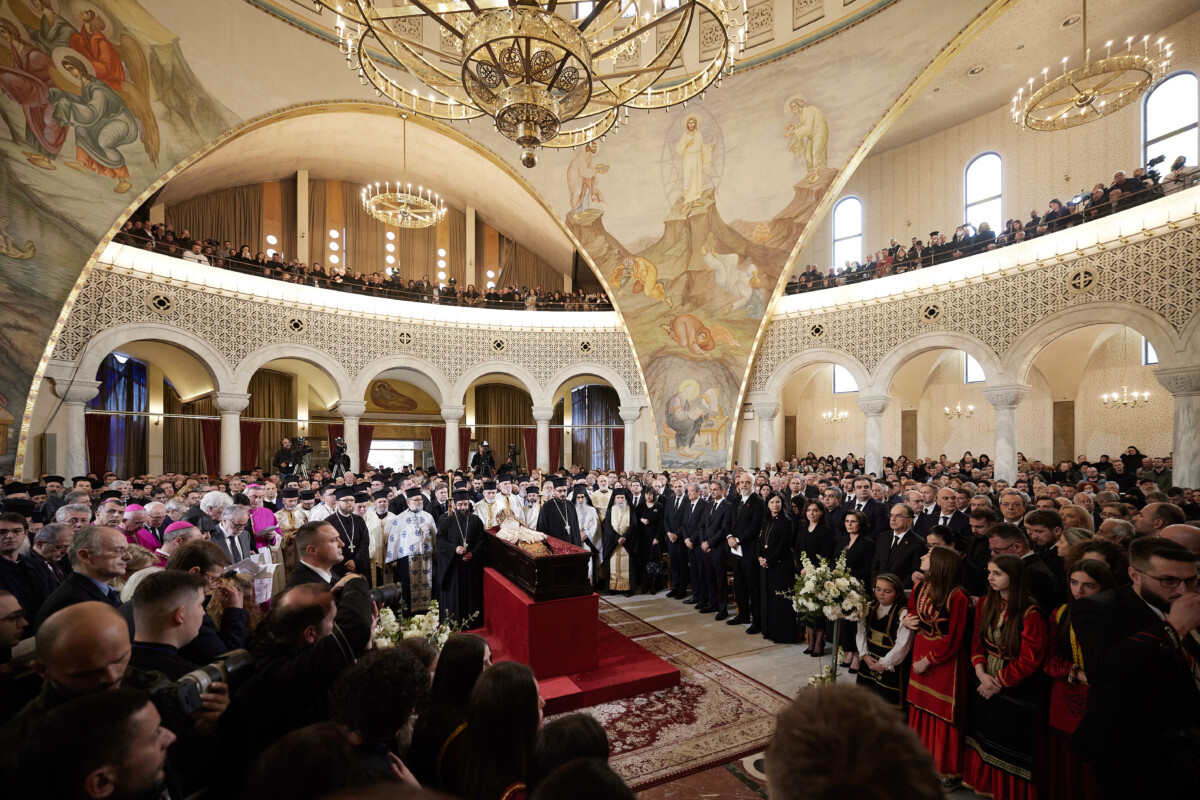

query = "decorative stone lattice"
[
  {"left": 396, "top": 329, "right": 415, "bottom": 348},
  {"left": 807, "top": 322, "right": 826, "bottom": 340},
  {"left": 144, "top": 291, "right": 175, "bottom": 316},
  {"left": 1067, "top": 266, "right": 1099, "bottom": 294},
  {"left": 490, "top": 337, "right": 507, "bottom": 354},
  {"left": 285, "top": 317, "right": 307, "bottom": 335},
  {"left": 920, "top": 302, "right": 943, "bottom": 323},
  {"left": 578, "top": 339, "right": 593, "bottom": 355}
]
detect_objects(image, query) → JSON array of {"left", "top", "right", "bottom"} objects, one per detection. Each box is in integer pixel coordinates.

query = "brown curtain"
[
  {"left": 247, "top": 369, "right": 296, "bottom": 469},
  {"left": 571, "top": 384, "right": 618, "bottom": 470},
  {"left": 445, "top": 206, "right": 467, "bottom": 287},
  {"left": 307, "top": 179, "right": 327, "bottom": 270},
  {"left": 280, "top": 178, "right": 297, "bottom": 263},
  {"left": 162, "top": 382, "right": 210, "bottom": 475},
  {"left": 474, "top": 384, "right": 533, "bottom": 463},
  {"left": 165, "top": 184, "right": 264, "bottom": 254},
  {"left": 343, "top": 182, "right": 442, "bottom": 280},
  {"left": 497, "top": 232, "right": 563, "bottom": 292}
]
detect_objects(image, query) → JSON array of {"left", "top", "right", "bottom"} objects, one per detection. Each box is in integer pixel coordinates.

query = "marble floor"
[{"left": 606, "top": 591, "right": 983, "bottom": 799}]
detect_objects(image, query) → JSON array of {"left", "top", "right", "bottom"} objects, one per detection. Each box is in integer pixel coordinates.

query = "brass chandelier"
[
  {"left": 315, "top": 0, "right": 746, "bottom": 167},
  {"left": 1011, "top": 0, "right": 1170, "bottom": 132},
  {"left": 362, "top": 116, "right": 447, "bottom": 228}
]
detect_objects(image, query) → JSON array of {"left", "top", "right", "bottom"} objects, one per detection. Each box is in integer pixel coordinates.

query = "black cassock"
[
  {"left": 536, "top": 498, "right": 581, "bottom": 547},
  {"left": 436, "top": 511, "right": 486, "bottom": 628},
  {"left": 326, "top": 512, "right": 373, "bottom": 586}
]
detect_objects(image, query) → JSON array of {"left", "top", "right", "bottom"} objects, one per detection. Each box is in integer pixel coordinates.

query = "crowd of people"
[
  {"left": 0, "top": 443, "right": 1195, "bottom": 799},
  {"left": 785, "top": 156, "right": 1200, "bottom": 294},
  {"left": 112, "top": 221, "right": 613, "bottom": 311}
]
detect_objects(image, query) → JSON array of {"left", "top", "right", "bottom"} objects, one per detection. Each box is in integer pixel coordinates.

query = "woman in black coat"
[
  {"left": 831, "top": 508, "right": 875, "bottom": 672},
  {"left": 757, "top": 493, "right": 797, "bottom": 643},
  {"left": 635, "top": 488, "right": 665, "bottom": 594},
  {"left": 792, "top": 498, "right": 835, "bottom": 657}
]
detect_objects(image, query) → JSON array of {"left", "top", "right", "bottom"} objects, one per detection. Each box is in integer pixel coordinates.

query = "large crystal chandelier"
[
  {"left": 1011, "top": 0, "right": 1170, "bottom": 132},
  {"left": 362, "top": 116, "right": 447, "bottom": 228},
  {"left": 315, "top": 0, "right": 746, "bottom": 167}
]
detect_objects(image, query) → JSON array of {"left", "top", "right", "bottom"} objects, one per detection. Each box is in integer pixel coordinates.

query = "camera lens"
[{"left": 370, "top": 584, "right": 402, "bottom": 607}]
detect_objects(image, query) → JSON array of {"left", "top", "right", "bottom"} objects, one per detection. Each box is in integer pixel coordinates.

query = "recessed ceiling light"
[
  {"left": 967, "top": 65, "right": 985, "bottom": 76},
  {"left": 1061, "top": 14, "right": 1081, "bottom": 28}
]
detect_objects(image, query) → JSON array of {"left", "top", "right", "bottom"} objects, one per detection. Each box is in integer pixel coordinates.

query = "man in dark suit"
[
  {"left": 287, "top": 521, "right": 344, "bottom": 589},
  {"left": 726, "top": 474, "right": 765, "bottom": 631},
  {"left": 0, "top": 514, "right": 56, "bottom": 625},
  {"left": 930, "top": 487, "right": 971, "bottom": 550},
  {"left": 681, "top": 483, "right": 708, "bottom": 607},
  {"left": 129, "top": 570, "right": 209, "bottom": 680},
  {"left": 663, "top": 478, "right": 690, "bottom": 599},
  {"left": 699, "top": 479, "right": 733, "bottom": 619},
  {"left": 912, "top": 483, "right": 940, "bottom": 536},
  {"left": 820, "top": 487, "right": 846, "bottom": 534},
  {"left": 987, "top": 523, "right": 1058, "bottom": 609},
  {"left": 844, "top": 477, "right": 889, "bottom": 537},
  {"left": 1072, "top": 537, "right": 1200, "bottom": 797},
  {"left": 211, "top": 506, "right": 256, "bottom": 566},
  {"left": 32, "top": 525, "right": 131, "bottom": 633},
  {"left": 870, "top": 504, "right": 927, "bottom": 588}
]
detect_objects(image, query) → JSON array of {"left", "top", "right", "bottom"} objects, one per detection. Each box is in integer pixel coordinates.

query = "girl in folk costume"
[
  {"left": 1042, "top": 560, "right": 1113, "bottom": 800},
  {"left": 904, "top": 546, "right": 971, "bottom": 787},
  {"left": 962, "top": 555, "right": 1049, "bottom": 800},
  {"left": 856, "top": 573, "right": 914, "bottom": 710},
  {"left": 601, "top": 488, "right": 638, "bottom": 596}
]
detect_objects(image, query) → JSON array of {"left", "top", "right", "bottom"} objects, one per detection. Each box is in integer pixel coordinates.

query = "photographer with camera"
[
  {"left": 471, "top": 441, "right": 496, "bottom": 479},
  {"left": 273, "top": 438, "right": 297, "bottom": 483},
  {"left": 329, "top": 437, "right": 351, "bottom": 478}
]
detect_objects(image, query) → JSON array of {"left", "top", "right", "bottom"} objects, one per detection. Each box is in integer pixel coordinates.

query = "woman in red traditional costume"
[
  {"left": 1042, "top": 559, "right": 1112, "bottom": 799},
  {"left": 904, "top": 546, "right": 970, "bottom": 789},
  {"left": 962, "top": 555, "right": 1048, "bottom": 800}
]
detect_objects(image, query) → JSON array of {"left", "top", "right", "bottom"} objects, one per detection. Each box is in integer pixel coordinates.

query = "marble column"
[
  {"left": 214, "top": 392, "right": 251, "bottom": 476},
  {"left": 752, "top": 402, "right": 781, "bottom": 469},
  {"left": 618, "top": 405, "right": 642, "bottom": 473},
  {"left": 981, "top": 384, "right": 1030, "bottom": 485},
  {"left": 51, "top": 378, "right": 100, "bottom": 479},
  {"left": 1154, "top": 365, "right": 1200, "bottom": 490},
  {"left": 337, "top": 400, "right": 367, "bottom": 473},
  {"left": 532, "top": 406, "right": 555, "bottom": 472},
  {"left": 441, "top": 404, "right": 465, "bottom": 472},
  {"left": 856, "top": 395, "right": 891, "bottom": 477}
]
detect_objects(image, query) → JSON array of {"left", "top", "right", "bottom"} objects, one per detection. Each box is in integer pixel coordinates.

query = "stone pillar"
[
  {"left": 752, "top": 402, "right": 781, "bottom": 469},
  {"left": 857, "top": 396, "right": 892, "bottom": 477},
  {"left": 337, "top": 400, "right": 367, "bottom": 473},
  {"left": 441, "top": 404, "right": 465, "bottom": 472},
  {"left": 1154, "top": 365, "right": 1200, "bottom": 490},
  {"left": 532, "top": 406, "right": 555, "bottom": 473},
  {"left": 214, "top": 392, "right": 250, "bottom": 476},
  {"left": 618, "top": 405, "right": 642, "bottom": 473},
  {"left": 296, "top": 169, "right": 310, "bottom": 264},
  {"left": 51, "top": 379, "right": 100, "bottom": 479},
  {"left": 982, "top": 384, "right": 1030, "bottom": 485}
]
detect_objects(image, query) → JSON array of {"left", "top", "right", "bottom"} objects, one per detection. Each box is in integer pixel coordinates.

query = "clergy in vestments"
[
  {"left": 365, "top": 490, "right": 396, "bottom": 588},
  {"left": 474, "top": 481, "right": 502, "bottom": 530},
  {"left": 493, "top": 474, "right": 522, "bottom": 519},
  {"left": 519, "top": 485, "right": 542, "bottom": 528},
  {"left": 536, "top": 477, "right": 581, "bottom": 547},
  {"left": 387, "top": 487, "right": 436, "bottom": 614},
  {"left": 590, "top": 477, "right": 613, "bottom": 525},
  {"left": 436, "top": 489, "right": 486, "bottom": 628},
  {"left": 274, "top": 488, "right": 308, "bottom": 582},
  {"left": 326, "top": 486, "right": 372, "bottom": 584},
  {"left": 573, "top": 485, "right": 601, "bottom": 585},
  {"left": 602, "top": 488, "right": 638, "bottom": 595}
]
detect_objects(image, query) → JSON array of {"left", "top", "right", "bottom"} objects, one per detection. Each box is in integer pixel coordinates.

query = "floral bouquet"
[
  {"left": 788, "top": 551, "right": 868, "bottom": 687},
  {"left": 374, "top": 601, "right": 477, "bottom": 651}
]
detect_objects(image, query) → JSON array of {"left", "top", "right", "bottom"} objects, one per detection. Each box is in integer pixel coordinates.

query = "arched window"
[
  {"left": 832, "top": 197, "right": 863, "bottom": 269},
  {"left": 964, "top": 152, "right": 1002, "bottom": 235},
  {"left": 964, "top": 353, "right": 985, "bottom": 384},
  {"left": 1144, "top": 72, "right": 1199, "bottom": 171},
  {"left": 832, "top": 365, "right": 858, "bottom": 394}
]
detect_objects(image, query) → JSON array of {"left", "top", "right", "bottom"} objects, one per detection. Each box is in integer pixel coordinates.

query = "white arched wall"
[
  {"left": 349, "top": 354, "right": 451, "bottom": 406},
  {"left": 870, "top": 330, "right": 1004, "bottom": 395},
  {"left": 450, "top": 362, "right": 543, "bottom": 408},
  {"left": 231, "top": 342, "right": 353, "bottom": 400},
  {"left": 71, "top": 321, "right": 236, "bottom": 393},
  {"left": 541, "top": 362, "right": 637, "bottom": 409},
  {"left": 763, "top": 347, "right": 872, "bottom": 405},
  {"left": 785, "top": 364, "right": 902, "bottom": 460}
]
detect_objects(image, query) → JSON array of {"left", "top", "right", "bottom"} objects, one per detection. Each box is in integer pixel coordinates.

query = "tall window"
[
  {"left": 1144, "top": 72, "right": 1199, "bottom": 171},
  {"left": 832, "top": 197, "right": 863, "bottom": 268},
  {"left": 832, "top": 365, "right": 858, "bottom": 393},
  {"left": 1142, "top": 337, "right": 1159, "bottom": 366},
  {"left": 964, "top": 353, "right": 985, "bottom": 384},
  {"left": 964, "top": 152, "right": 1002, "bottom": 235}
]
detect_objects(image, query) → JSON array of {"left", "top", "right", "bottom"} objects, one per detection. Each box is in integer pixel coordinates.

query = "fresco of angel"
[
  {"left": 22, "top": 0, "right": 75, "bottom": 53},
  {"left": 566, "top": 141, "right": 608, "bottom": 214},
  {"left": 49, "top": 53, "right": 139, "bottom": 192},
  {"left": 784, "top": 94, "right": 828, "bottom": 184},
  {"left": 665, "top": 381, "right": 720, "bottom": 458},
  {"left": 0, "top": 17, "right": 67, "bottom": 168}
]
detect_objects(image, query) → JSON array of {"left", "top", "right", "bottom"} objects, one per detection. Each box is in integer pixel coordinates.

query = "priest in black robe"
[
  {"left": 436, "top": 489, "right": 486, "bottom": 628},
  {"left": 326, "top": 486, "right": 373, "bottom": 585},
  {"left": 536, "top": 476, "right": 581, "bottom": 547}
]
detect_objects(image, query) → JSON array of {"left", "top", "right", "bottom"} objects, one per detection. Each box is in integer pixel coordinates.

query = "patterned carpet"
[{"left": 560, "top": 601, "right": 793, "bottom": 791}]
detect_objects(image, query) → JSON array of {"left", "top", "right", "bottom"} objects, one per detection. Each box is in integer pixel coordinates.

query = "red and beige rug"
[{"left": 563, "top": 602, "right": 792, "bottom": 792}]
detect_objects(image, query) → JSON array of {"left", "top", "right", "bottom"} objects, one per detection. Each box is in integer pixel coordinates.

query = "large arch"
[
  {"left": 349, "top": 354, "right": 452, "bottom": 406},
  {"left": 71, "top": 322, "right": 236, "bottom": 393},
  {"left": 870, "top": 331, "right": 1003, "bottom": 396},
  {"left": 761, "top": 347, "right": 872, "bottom": 406},
  {"left": 539, "top": 362, "right": 636, "bottom": 409},
  {"left": 1002, "top": 302, "right": 1183, "bottom": 387},
  {"left": 231, "top": 342, "right": 354, "bottom": 401},
  {"left": 450, "top": 362, "right": 543, "bottom": 407}
]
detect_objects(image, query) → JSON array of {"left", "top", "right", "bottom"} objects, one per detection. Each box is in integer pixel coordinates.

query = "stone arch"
[
  {"left": 74, "top": 321, "right": 236, "bottom": 392},
  {"left": 231, "top": 342, "right": 353, "bottom": 401},
  {"left": 450, "top": 361, "right": 543, "bottom": 407},
  {"left": 539, "top": 361, "right": 636, "bottom": 408},
  {"left": 1002, "top": 302, "right": 1183, "bottom": 386},
  {"left": 761, "top": 347, "right": 871, "bottom": 405},
  {"left": 349, "top": 354, "right": 452, "bottom": 406},
  {"left": 870, "top": 331, "right": 1003, "bottom": 396}
]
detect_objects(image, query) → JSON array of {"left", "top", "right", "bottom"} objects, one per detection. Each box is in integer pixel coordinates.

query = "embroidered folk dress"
[
  {"left": 1042, "top": 603, "right": 1100, "bottom": 799},
  {"left": 387, "top": 508, "right": 435, "bottom": 613},
  {"left": 856, "top": 601, "right": 914, "bottom": 709},
  {"left": 906, "top": 583, "right": 970, "bottom": 778}
]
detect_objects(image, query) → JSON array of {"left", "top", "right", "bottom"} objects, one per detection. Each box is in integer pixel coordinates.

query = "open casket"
[{"left": 485, "top": 531, "right": 592, "bottom": 602}]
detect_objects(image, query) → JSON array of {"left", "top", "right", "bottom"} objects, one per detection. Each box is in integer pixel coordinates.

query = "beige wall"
[{"left": 1074, "top": 330, "right": 1174, "bottom": 459}]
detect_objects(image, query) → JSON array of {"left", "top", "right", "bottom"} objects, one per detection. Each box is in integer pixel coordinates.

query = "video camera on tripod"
[{"left": 291, "top": 437, "right": 313, "bottom": 459}]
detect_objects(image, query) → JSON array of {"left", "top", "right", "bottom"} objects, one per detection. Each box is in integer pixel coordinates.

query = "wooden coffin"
[{"left": 486, "top": 532, "right": 593, "bottom": 602}]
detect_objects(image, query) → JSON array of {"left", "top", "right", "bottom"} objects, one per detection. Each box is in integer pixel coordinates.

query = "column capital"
[
  {"left": 617, "top": 405, "right": 643, "bottom": 423},
  {"left": 440, "top": 404, "right": 466, "bottom": 422},
  {"left": 213, "top": 392, "right": 251, "bottom": 414},
  {"left": 1153, "top": 365, "right": 1200, "bottom": 397},
  {"left": 751, "top": 402, "right": 781, "bottom": 420},
  {"left": 50, "top": 378, "right": 100, "bottom": 405},
  {"left": 336, "top": 400, "right": 367, "bottom": 419},
  {"left": 531, "top": 405, "right": 556, "bottom": 423},
  {"left": 856, "top": 395, "right": 892, "bottom": 416},
  {"left": 981, "top": 383, "right": 1030, "bottom": 409}
]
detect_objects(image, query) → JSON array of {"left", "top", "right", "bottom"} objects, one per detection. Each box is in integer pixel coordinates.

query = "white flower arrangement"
[
  {"left": 789, "top": 551, "right": 868, "bottom": 623},
  {"left": 374, "top": 600, "right": 476, "bottom": 651}
]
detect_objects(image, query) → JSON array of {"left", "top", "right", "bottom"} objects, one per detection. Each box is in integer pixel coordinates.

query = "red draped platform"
[{"left": 476, "top": 568, "right": 680, "bottom": 715}]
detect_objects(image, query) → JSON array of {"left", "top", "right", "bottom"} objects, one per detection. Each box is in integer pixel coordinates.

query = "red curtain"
[
  {"left": 430, "top": 426, "right": 446, "bottom": 474},
  {"left": 359, "top": 425, "right": 375, "bottom": 468},
  {"left": 200, "top": 419, "right": 221, "bottom": 475},
  {"left": 458, "top": 426, "right": 472, "bottom": 471},
  {"left": 548, "top": 427, "right": 562, "bottom": 472},
  {"left": 522, "top": 428, "right": 537, "bottom": 472},
  {"left": 85, "top": 414, "right": 110, "bottom": 476},
  {"left": 240, "top": 420, "right": 262, "bottom": 471},
  {"left": 612, "top": 428, "right": 624, "bottom": 474},
  {"left": 327, "top": 423, "right": 344, "bottom": 449}
]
